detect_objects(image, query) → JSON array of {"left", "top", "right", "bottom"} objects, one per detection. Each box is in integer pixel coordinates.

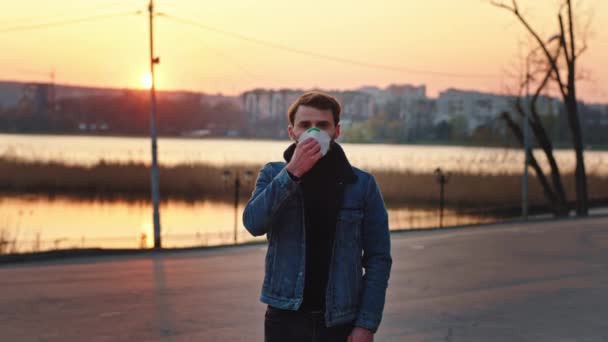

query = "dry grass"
[
  {"left": 374, "top": 169, "right": 608, "bottom": 207},
  {"left": 1, "top": 156, "right": 606, "bottom": 208},
  {"left": 0, "top": 228, "right": 18, "bottom": 255},
  {"left": 0, "top": 156, "right": 257, "bottom": 201}
]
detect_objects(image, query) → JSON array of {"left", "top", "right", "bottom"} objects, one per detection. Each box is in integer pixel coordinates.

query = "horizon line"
[{"left": 0, "top": 77, "right": 606, "bottom": 105}]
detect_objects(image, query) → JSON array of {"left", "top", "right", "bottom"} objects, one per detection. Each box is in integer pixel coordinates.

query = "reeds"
[
  {"left": 1, "top": 156, "right": 607, "bottom": 207},
  {"left": 374, "top": 169, "right": 608, "bottom": 207}
]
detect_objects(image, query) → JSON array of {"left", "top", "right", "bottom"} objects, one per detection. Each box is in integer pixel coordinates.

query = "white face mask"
[{"left": 297, "top": 128, "right": 331, "bottom": 156}]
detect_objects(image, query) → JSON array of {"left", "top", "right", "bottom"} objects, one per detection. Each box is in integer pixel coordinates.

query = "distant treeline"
[
  {"left": 0, "top": 90, "right": 245, "bottom": 137},
  {"left": 340, "top": 103, "right": 608, "bottom": 148},
  {"left": 1, "top": 91, "right": 607, "bottom": 147}
]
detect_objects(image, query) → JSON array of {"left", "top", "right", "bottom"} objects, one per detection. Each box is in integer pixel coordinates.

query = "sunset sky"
[{"left": 0, "top": 0, "right": 606, "bottom": 102}]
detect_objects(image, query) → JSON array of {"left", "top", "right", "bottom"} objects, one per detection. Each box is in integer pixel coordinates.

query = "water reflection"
[
  {"left": 2, "top": 134, "right": 607, "bottom": 175},
  {"left": 0, "top": 194, "right": 500, "bottom": 254}
]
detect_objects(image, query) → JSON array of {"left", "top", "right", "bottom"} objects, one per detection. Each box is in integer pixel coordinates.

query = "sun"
[{"left": 140, "top": 72, "right": 153, "bottom": 89}]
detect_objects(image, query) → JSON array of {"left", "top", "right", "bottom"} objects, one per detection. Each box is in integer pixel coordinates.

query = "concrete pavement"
[{"left": 1, "top": 217, "right": 608, "bottom": 341}]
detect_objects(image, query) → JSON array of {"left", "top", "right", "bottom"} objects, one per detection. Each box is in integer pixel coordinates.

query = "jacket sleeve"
[
  {"left": 242, "top": 163, "right": 299, "bottom": 237},
  {"left": 355, "top": 175, "right": 392, "bottom": 333}
]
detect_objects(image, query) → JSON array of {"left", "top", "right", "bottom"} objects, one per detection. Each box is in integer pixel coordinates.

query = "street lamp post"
[
  {"left": 223, "top": 169, "right": 254, "bottom": 244},
  {"left": 148, "top": 0, "right": 162, "bottom": 248},
  {"left": 434, "top": 167, "right": 450, "bottom": 228},
  {"left": 522, "top": 52, "right": 532, "bottom": 220}
]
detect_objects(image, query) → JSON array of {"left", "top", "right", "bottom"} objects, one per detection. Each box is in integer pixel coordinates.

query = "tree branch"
[
  {"left": 575, "top": 43, "right": 588, "bottom": 58},
  {"left": 558, "top": 14, "right": 572, "bottom": 67},
  {"left": 567, "top": 0, "right": 576, "bottom": 64},
  {"left": 576, "top": 3, "right": 593, "bottom": 59},
  {"left": 532, "top": 43, "right": 562, "bottom": 105},
  {"left": 490, "top": 0, "right": 515, "bottom": 11},
  {"left": 492, "top": 0, "right": 569, "bottom": 100}
]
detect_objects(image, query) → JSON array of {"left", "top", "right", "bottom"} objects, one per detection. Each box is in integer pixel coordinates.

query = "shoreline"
[
  {"left": 2, "top": 213, "right": 607, "bottom": 266},
  {"left": 2, "top": 132, "right": 608, "bottom": 151}
]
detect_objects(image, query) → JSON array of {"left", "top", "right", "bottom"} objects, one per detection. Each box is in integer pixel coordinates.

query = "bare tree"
[
  {"left": 501, "top": 39, "right": 569, "bottom": 217},
  {"left": 492, "top": 0, "right": 589, "bottom": 216}
]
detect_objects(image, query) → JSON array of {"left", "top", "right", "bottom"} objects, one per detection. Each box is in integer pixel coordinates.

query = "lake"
[
  {"left": 0, "top": 195, "right": 500, "bottom": 253},
  {"left": 2, "top": 133, "right": 608, "bottom": 174},
  {"left": 1, "top": 133, "right": 607, "bottom": 253}
]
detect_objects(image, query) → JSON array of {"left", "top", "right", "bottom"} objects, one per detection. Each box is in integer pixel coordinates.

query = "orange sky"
[{"left": 0, "top": 0, "right": 606, "bottom": 102}]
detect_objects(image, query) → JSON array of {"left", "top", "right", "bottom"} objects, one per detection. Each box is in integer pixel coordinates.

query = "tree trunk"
[
  {"left": 566, "top": 96, "right": 589, "bottom": 216},
  {"left": 527, "top": 105, "right": 569, "bottom": 216},
  {"left": 565, "top": 0, "right": 589, "bottom": 216},
  {"left": 513, "top": 98, "right": 569, "bottom": 216},
  {"left": 501, "top": 112, "right": 564, "bottom": 216}
]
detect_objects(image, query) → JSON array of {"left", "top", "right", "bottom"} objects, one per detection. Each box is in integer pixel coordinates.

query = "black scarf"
[{"left": 283, "top": 141, "right": 356, "bottom": 311}]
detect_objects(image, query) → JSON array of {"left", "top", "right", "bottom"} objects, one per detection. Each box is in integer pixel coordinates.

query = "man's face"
[{"left": 288, "top": 105, "right": 341, "bottom": 142}]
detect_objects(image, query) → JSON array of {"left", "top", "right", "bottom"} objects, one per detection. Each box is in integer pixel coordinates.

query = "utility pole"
[
  {"left": 223, "top": 170, "right": 254, "bottom": 245},
  {"left": 49, "top": 69, "right": 56, "bottom": 114},
  {"left": 434, "top": 168, "right": 450, "bottom": 229},
  {"left": 148, "top": 0, "right": 162, "bottom": 248},
  {"left": 522, "top": 55, "right": 531, "bottom": 220},
  {"left": 233, "top": 177, "right": 240, "bottom": 244}
]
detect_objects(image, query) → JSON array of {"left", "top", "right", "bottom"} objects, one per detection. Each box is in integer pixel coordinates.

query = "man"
[{"left": 243, "top": 91, "right": 392, "bottom": 342}]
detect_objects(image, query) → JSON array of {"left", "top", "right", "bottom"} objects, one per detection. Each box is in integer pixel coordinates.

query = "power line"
[
  {"left": 186, "top": 37, "right": 266, "bottom": 84},
  {"left": 161, "top": 13, "right": 501, "bottom": 79},
  {"left": 0, "top": 11, "right": 139, "bottom": 34},
  {"left": 162, "top": 20, "right": 269, "bottom": 84}
]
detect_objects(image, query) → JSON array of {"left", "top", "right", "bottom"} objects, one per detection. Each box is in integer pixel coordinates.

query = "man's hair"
[{"left": 287, "top": 91, "right": 341, "bottom": 126}]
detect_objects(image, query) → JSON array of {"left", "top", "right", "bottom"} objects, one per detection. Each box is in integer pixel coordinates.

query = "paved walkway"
[{"left": 1, "top": 217, "right": 608, "bottom": 341}]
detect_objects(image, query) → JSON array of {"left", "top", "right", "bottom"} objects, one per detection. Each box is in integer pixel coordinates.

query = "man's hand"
[
  {"left": 348, "top": 327, "right": 373, "bottom": 342},
  {"left": 285, "top": 138, "right": 322, "bottom": 178}
]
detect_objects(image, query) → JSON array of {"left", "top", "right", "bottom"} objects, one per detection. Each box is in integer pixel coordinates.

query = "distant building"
[
  {"left": 436, "top": 89, "right": 512, "bottom": 134},
  {"left": 0, "top": 82, "right": 23, "bottom": 108},
  {"left": 19, "top": 83, "right": 55, "bottom": 116},
  {"left": 200, "top": 93, "right": 242, "bottom": 109},
  {"left": 587, "top": 103, "right": 608, "bottom": 123},
  {"left": 331, "top": 90, "right": 374, "bottom": 121},
  {"left": 359, "top": 84, "right": 432, "bottom": 140},
  {"left": 243, "top": 89, "right": 300, "bottom": 125},
  {"left": 386, "top": 84, "right": 426, "bottom": 103},
  {"left": 359, "top": 84, "right": 426, "bottom": 108},
  {"left": 580, "top": 103, "right": 608, "bottom": 145},
  {"left": 242, "top": 88, "right": 374, "bottom": 124},
  {"left": 534, "top": 96, "right": 561, "bottom": 117},
  {"left": 392, "top": 85, "right": 432, "bottom": 140},
  {"left": 241, "top": 89, "right": 299, "bottom": 138}
]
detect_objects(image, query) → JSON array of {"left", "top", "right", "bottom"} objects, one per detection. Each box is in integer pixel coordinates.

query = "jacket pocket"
[{"left": 336, "top": 208, "right": 363, "bottom": 247}]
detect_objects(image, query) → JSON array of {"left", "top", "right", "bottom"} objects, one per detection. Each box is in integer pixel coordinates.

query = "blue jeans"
[{"left": 264, "top": 306, "right": 354, "bottom": 342}]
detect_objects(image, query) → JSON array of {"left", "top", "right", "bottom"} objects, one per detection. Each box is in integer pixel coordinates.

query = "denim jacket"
[{"left": 242, "top": 161, "right": 392, "bottom": 333}]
